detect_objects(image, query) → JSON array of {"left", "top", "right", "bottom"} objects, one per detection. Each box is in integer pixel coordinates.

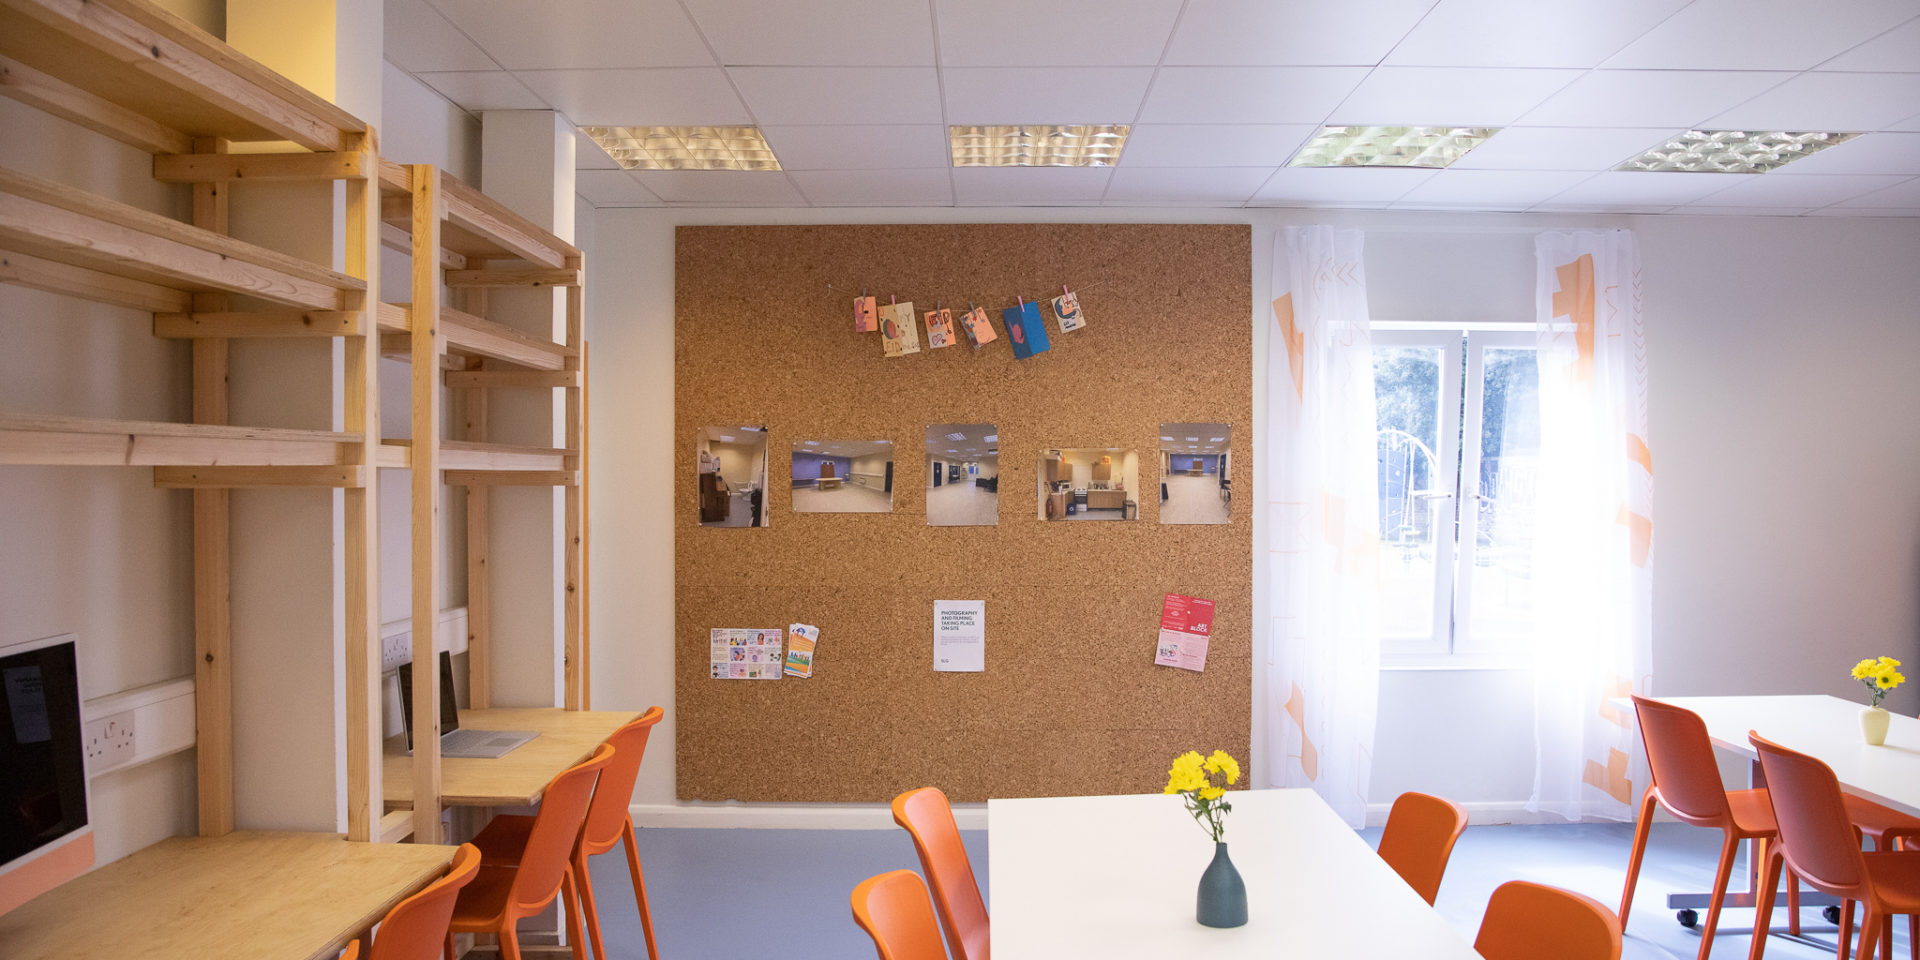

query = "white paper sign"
[{"left": 933, "top": 600, "right": 985, "bottom": 672}]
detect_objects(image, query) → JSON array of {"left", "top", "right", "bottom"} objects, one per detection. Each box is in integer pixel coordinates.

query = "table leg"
[{"left": 1664, "top": 758, "right": 1840, "bottom": 944}]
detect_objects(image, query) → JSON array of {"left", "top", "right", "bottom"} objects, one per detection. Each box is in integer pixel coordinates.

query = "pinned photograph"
[
  {"left": 1159, "top": 423, "right": 1231, "bottom": 525},
  {"left": 698, "top": 427, "right": 769, "bottom": 528},
  {"left": 1040, "top": 447, "right": 1138, "bottom": 522},
  {"left": 926, "top": 424, "right": 998, "bottom": 527},
  {"left": 792, "top": 439, "right": 895, "bottom": 513}
]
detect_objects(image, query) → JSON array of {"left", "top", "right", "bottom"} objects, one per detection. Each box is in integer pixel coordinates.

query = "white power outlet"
[
  {"left": 382, "top": 631, "right": 412, "bottom": 672},
  {"left": 84, "top": 711, "right": 137, "bottom": 775}
]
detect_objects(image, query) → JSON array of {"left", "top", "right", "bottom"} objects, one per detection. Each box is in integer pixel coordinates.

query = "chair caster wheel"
[
  {"left": 1824, "top": 905, "right": 1843, "bottom": 925},
  {"left": 1677, "top": 908, "right": 1699, "bottom": 928}
]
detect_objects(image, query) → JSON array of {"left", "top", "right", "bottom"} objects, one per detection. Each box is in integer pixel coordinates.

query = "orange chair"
[
  {"left": 446, "top": 744, "right": 614, "bottom": 960},
  {"left": 472, "top": 708, "right": 665, "bottom": 960},
  {"left": 361, "top": 843, "right": 479, "bottom": 960},
  {"left": 890, "top": 787, "right": 989, "bottom": 960},
  {"left": 851, "top": 870, "right": 949, "bottom": 960},
  {"left": 1376, "top": 791, "right": 1469, "bottom": 905},
  {"left": 342, "top": 943, "right": 361, "bottom": 960},
  {"left": 1747, "top": 733, "right": 1920, "bottom": 960},
  {"left": 1476, "top": 880, "right": 1624, "bottom": 960}
]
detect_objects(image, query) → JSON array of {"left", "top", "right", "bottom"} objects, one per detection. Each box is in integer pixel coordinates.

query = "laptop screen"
[{"left": 398, "top": 650, "right": 461, "bottom": 750}]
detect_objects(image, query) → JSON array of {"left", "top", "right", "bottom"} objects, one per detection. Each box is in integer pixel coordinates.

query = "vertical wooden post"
[
  {"left": 409, "top": 165, "right": 444, "bottom": 843},
  {"left": 579, "top": 341, "right": 590, "bottom": 710},
  {"left": 464, "top": 361, "right": 490, "bottom": 711},
  {"left": 562, "top": 272, "right": 584, "bottom": 710},
  {"left": 342, "top": 131, "right": 382, "bottom": 842},
  {"left": 190, "top": 137, "right": 233, "bottom": 837}
]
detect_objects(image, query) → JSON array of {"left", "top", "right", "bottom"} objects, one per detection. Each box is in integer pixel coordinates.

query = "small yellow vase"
[{"left": 1861, "top": 706, "right": 1891, "bottom": 746}]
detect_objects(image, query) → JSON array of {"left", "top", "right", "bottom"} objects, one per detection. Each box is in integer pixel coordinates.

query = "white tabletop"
[
  {"left": 1656, "top": 695, "right": 1920, "bottom": 816},
  {"left": 988, "top": 789, "right": 1483, "bottom": 959}
]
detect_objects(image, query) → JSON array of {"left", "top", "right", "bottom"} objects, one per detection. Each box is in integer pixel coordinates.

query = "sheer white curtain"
[
  {"left": 1266, "top": 226, "right": 1382, "bottom": 826},
  {"left": 1528, "top": 229, "right": 1654, "bottom": 821}
]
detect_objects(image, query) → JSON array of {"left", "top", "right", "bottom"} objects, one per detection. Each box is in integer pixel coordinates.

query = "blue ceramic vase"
[{"left": 1196, "top": 841, "right": 1248, "bottom": 928}]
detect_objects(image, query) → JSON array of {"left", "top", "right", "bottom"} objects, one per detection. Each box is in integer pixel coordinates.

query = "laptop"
[{"left": 398, "top": 650, "right": 538, "bottom": 759}]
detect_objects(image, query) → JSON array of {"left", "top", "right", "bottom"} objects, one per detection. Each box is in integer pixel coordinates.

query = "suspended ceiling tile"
[
  {"left": 759, "top": 125, "right": 951, "bottom": 170},
  {"left": 575, "top": 169, "right": 665, "bottom": 205},
  {"left": 1117, "top": 124, "right": 1317, "bottom": 167},
  {"left": 1541, "top": 170, "right": 1743, "bottom": 206},
  {"left": 934, "top": 0, "right": 1184, "bottom": 66},
  {"left": 788, "top": 168, "right": 955, "bottom": 205},
  {"left": 427, "top": 0, "right": 716, "bottom": 70},
  {"left": 681, "top": 0, "right": 935, "bottom": 66},
  {"left": 629, "top": 170, "right": 807, "bottom": 203},
  {"left": 950, "top": 166, "right": 1115, "bottom": 203},
  {"left": 941, "top": 67, "right": 1155, "bottom": 125},
  {"left": 1163, "top": 0, "right": 1436, "bottom": 66},
  {"left": 1765, "top": 133, "right": 1920, "bottom": 176},
  {"left": 1139, "top": 67, "right": 1370, "bottom": 124},
  {"left": 1247, "top": 167, "right": 1437, "bottom": 205},
  {"left": 518, "top": 68, "right": 750, "bottom": 126},
  {"left": 1817, "top": 17, "right": 1920, "bottom": 72},
  {"left": 386, "top": 0, "right": 497, "bottom": 73},
  {"left": 729, "top": 67, "right": 944, "bottom": 124},
  {"left": 1689, "top": 173, "right": 1911, "bottom": 207},
  {"left": 1101, "top": 166, "right": 1277, "bottom": 204},
  {"left": 415, "top": 70, "right": 549, "bottom": 112},
  {"left": 1384, "top": 0, "right": 1693, "bottom": 69},
  {"left": 1601, "top": 0, "right": 1920, "bottom": 71},
  {"left": 1328, "top": 67, "right": 1583, "bottom": 126},
  {"left": 1829, "top": 174, "right": 1920, "bottom": 207},
  {"left": 1518, "top": 70, "right": 1793, "bottom": 128},
  {"left": 1396, "top": 169, "right": 1596, "bottom": 206},
  {"left": 1451, "top": 127, "right": 1678, "bottom": 171},
  {"left": 1705, "top": 72, "right": 1920, "bottom": 132}
]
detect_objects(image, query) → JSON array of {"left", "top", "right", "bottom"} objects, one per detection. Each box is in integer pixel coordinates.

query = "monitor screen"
[
  {"left": 0, "top": 637, "right": 88, "bottom": 872},
  {"left": 397, "top": 650, "right": 460, "bottom": 750}
]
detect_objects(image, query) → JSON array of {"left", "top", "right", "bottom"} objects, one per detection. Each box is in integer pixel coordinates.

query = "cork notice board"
[{"left": 675, "top": 224, "right": 1252, "bottom": 802}]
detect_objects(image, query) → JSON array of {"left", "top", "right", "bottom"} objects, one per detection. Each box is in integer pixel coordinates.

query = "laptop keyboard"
[{"left": 442, "top": 728, "right": 501, "bottom": 753}]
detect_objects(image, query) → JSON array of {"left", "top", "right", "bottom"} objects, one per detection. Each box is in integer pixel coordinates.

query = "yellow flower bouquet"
[
  {"left": 1852, "top": 656, "right": 1906, "bottom": 708},
  {"left": 1164, "top": 749, "right": 1240, "bottom": 842}
]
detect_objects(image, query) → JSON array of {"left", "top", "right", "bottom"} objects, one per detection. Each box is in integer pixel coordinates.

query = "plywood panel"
[{"left": 675, "top": 224, "right": 1251, "bottom": 802}]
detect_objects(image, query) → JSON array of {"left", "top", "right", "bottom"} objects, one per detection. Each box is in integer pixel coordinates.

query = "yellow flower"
[
  {"left": 1877, "top": 671, "right": 1904, "bottom": 690},
  {"left": 1853, "top": 658, "right": 1878, "bottom": 680},
  {"left": 1165, "top": 751, "right": 1207, "bottom": 794},
  {"left": 1199, "top": 786, "right": 1225, "bottom": 801},
  {"left": 1880, "top": 657, "right": 1902, "bottom": 669},
  {"left": 1204, "top": 749, "right": 1242, "bottom": 786}
]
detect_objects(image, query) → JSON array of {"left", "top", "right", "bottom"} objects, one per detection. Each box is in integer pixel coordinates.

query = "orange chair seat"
[
  {"left": 1862, "top": 852, "right": 1920, "bottom": 914},
  {"left": 1723, "top": 788, "right": 1778, "bottom": 836},
  {"left": 448, "top": 864, "right": 543, "bottom": 931},
  {"left": 471, "top": 814, "right": 536, "bottom": 866},
  {"left": 1846, "top": 798, "right": 1920, "bottom": 847}
]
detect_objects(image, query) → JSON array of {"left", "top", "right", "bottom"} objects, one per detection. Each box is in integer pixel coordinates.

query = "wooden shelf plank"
[
  {"left": 0, "top": 414, "right": 359, "bottom": 466},
  {"left": 444, "top": 469, "right": 579, "bottom": 487},
  {"left": 445, "top": 370, "right": 581, "bottom": 389},
  {"left": 0, "top": 52, "right": 193, "bottom": 155},
  {"left": 0, "top": 0, "right": 365, "bottom": 150},
  {"left": 376, "top": 160, "right": 579, "bottom": 270},
  {"left": 379, "top": 302, "right": 571, "bottom": 371},
  {"left": 380, "top": 439, "right": 572, "bottom": 473},
  {"left": 152, "top": 151, "right": 367, "bottom": 183},
  {"left": 0, "top": 166, "right": 362, "bottom": 310},
  {"left": 153, "top": 465, "right": 370, "bottom": 487},
  {"left": 0, "top": 247, "right": 191, "bottom": 313},
  {"left": 379, "top": 222, "right": 464, "bottom": 271},
  {"left": 153, "top": 310, "right": 364, "bottom": 338},
  {"left": 445, "top": 264, "right": 582, "bottom": 288}
]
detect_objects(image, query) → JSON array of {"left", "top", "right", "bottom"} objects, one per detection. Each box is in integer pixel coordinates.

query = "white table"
[
  {"left": 988, "top": 789, "right": 1483, "bottom": 959},
  {"left": 1658, "top": 695, "right": 1920, "bottom": 816}
]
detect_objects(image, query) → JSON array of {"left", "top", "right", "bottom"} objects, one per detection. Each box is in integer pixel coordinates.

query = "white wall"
[{"left": 586, "top": 203, "right": 1920, "bottom": 819}]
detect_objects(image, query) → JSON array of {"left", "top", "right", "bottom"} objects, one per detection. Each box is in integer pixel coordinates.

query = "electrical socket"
[
  {"left": 84, "top": 711, "right": 137, "bottom": 775},
  {"left": 382, "top": 631, "right": 412, "bottom": 673}
]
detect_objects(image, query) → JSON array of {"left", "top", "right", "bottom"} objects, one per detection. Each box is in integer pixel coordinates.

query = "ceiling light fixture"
[
  {"left": 949, "top": 125, "right": 1129, "bottom": 167},
  {"left": 1614, "top": 130, "right": 1860, "bottom": 173},
  {"left": 946, "top": 432, "right": 967, "bottom": 441},
  {"left": 1289, "top": 126, "right": 1497, "bottom": 169},
  {"left": 580, "top": 125, "right": 782, "bottom": 171}
]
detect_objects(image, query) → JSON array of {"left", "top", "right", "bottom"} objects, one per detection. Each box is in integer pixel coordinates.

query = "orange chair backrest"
[
  {"left": 341, "top": 941, "right": 360, "bottom": 960},
  {"left": 1474, "top": 880, "right": 1623, "bottom": 960},
  {"left": 891, "top": 787, "right": 989, "bottom": 960},
  {"left": 581, "top": 707, "right": 663, "bottom": 848},
  {"left": 1631, "top": 695, "right": 1731, "bottom": 822},
  {"left": 1376, "top": 791, "right": 1468, "bottom": 905},
  {"left": 367, "top": 843, "right": 481, "bottom": 960},
  {"left": 850, "top": 870, "right": 949, "bottom": 960},
  {"left": 509, "top": 743, "right": 613, "bottom": 911},
  {"left": 1749, "top": 732, "right": 1868, "bottom": 891}
]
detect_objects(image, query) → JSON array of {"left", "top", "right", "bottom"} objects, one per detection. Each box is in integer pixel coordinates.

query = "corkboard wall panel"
[{"left": 675, "top": 224, "right": 1251, "bottom": 802}]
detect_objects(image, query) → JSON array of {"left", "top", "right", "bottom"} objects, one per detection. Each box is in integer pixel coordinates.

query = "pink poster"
[{"left": 1153, "top": 593, "right": 1214, "bottom": 672}]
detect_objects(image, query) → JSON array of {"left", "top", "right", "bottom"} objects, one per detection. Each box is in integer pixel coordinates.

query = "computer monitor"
[
  {"left": 0, "top": 633, "right": 92, "bottom": 914},
  {"left": 397, "top": 650, "right": 460, "bottom": 751}
]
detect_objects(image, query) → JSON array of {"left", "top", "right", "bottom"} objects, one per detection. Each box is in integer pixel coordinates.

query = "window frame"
[{"left": 1371, "top": 330, "right": 1463, "bottom": 662}]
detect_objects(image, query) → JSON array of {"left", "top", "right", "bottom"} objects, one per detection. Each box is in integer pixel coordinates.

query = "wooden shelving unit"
[
  {"left": 375, "top": 158, "right": 588, "bottom": 843},
  {"left": 0, "top": 0, "right": 387, "bottom": 842}
]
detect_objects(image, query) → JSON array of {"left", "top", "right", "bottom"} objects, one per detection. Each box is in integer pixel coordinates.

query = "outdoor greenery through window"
[{"left": 1374, "top": 331, "right": 1540, "bottom": 659}]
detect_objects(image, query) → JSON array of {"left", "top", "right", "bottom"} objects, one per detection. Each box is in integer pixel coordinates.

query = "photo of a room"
[
  {"left": 697, "top": 426, "right": 769, "bottom": 528},
  {"left": 1160, "top": 423, "right": 1232, "bottom": 525},
  {"left": 1038, "top": 447, "right": 1139, "bottom": 522},
  {"left": 791, "top": 440, "right": 894, "bottom": 513},
  {"left": 925, "top": 423, "right": 998, "bottom": 526}
]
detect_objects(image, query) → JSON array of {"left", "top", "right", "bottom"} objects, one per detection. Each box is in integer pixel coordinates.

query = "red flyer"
[{"left": 1153, "top": 593, "right": 1214, "bottom": 672}]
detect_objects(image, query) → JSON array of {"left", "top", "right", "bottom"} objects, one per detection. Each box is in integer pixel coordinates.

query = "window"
[{"left": 1373, "top": 329, "right": 1540, "bottom": 663}]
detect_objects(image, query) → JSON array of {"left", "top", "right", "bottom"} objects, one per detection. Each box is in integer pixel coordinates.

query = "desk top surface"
[
  {"left": 384, "top": 707, "right": 639, "bottom": 807},
  {"left": 1655, "top": 695, "right": 1920, "bottom": 815},
  {"left": 0, "top": 831, "right": 452, "bottom": 960},
  {"left": 988, "top": 789, "right": 1482, "bottom": 959}
]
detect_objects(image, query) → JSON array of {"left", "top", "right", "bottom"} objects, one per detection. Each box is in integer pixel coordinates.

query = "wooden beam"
[
  {"left": 189, "top": 137, "right": 231, "bottom": 840},
  {"left": 153, "top": 150, "right": 366, "bottom": 183},
  {"left": 444, "top": 370, "right": 580, "bottom": 389},
  {"left": 377, "top": 809, "right": 414, "bottom": 843},
  {"left": 441, "top": 175, "right": 573, "bottom": 270},
  {"left": 0, "top": 53, "right": 192, "bottom": 155},
  {"left": 0, "top": 166, "right": 360, "bottom": 310},
  {"left": 444, "top": 470, "right": 579, "bottom": 487},
  {"left": 384, "top": 303, "right": 570, "bottom": 371},
  {"left": 0, "top": 247, "right": 191, "bottom": 313},
  {"left": 408, "top": 163, "right": 445, "bottom": 845},
  {"left": 563, "top": 284, "right": 584, "bottom": 711},
  {"left": 154, "top": 464, "right": 369, "bottom": 487},
  {"left": 580, "top": 341, "right": 590, "bottom": 710},
  {"left": 0, "top": 414, "right": 359, "bottom": 467},
  {"left": 153, "top": 310, "right": 364, "bottom": 338},
  {"left": 464, "top": 364, "right": 490, "bottom": 711},
  {"left": 444, "top": 265, "right": 582, "bottom": 288},
  {"left": 379, "top": 222, "right": 465, "bottom": 270},
  {"left": 438, "top": 441, "right": 572, "bottom": 472},
  {"left": 343, "top": 129, "right": 382, "bottom": 844}
]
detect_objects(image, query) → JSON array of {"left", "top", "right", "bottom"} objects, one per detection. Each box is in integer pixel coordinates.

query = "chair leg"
[
  {"left": 1749, "top": 849, "right": 1785, "bottom": 960},
  {"left": 623, "top": 818, "right": 661, "bottom": 960},
  {"left": 500, "top": 926, "right": 522, "bottom": 960},
  {"left": 1858, "top": 908, "right": 1882, "bottom": 960},
  {"left": 1620, "top": 788, "right": 1659, "bottom": 926},
  {"left": 1906, "top": 912, "right": 1915, "bottom": 960},
  {"left": 562, "top": 867, "right": 590, "bottom": 960},
  {"left": 1788, "top": 865, "right": 1802, "bottom": 937},
  {"left": 445, "top": 932, "right": 456, "bottom": 960},
  {"left": 1878, "top": 913, "right": 1891, "bottom": 960},
  {"left": 1698, "top": 830, "right": 1742, "bottom": 960},
  {"left": 1839, "top": 900, "right": 1855, "bottom": 960},
  {"left": 576, "top": 850, "right": 608, "bottom": 960}
]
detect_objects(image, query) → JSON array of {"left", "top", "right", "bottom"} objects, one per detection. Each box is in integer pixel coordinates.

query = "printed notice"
[
  {"left": 784, "top": 623, "right": 819, "bottom": 678},
  {"left": 1153, "top": 593, "right": 1214, "bottom": 672},
  {"left": 933, "top": 600, "right": 985, "bottom": 673},
  {"left": 4, "top": 666, "right": 51, "bottom": 743},
  {"left": 709, "top": 628, "right": 785, "bottom": 679}
]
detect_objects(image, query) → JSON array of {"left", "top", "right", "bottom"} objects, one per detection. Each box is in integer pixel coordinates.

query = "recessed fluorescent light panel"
[
  {"left": 580, "top": 125, "right": 781, "bottom": 171},
  {"left": 949, "top": 125, "right": 1129, "bottom": 167},
  {"left": 1289, "top": 126, "right": 1497, "bottom": 169},
  {"left": 1614, "top": 130, "right": 1860, "bottom": 173}
]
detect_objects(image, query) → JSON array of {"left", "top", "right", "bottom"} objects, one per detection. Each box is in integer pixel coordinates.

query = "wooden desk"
[
  {"left": 989, "top": 790, "right": 1481, "bottom": 959},
  {"left": 0, "top": 831, "right": 452, "bottom": 960},
  {"left": 1086, "top": 489, "right": 1125, "bottom": 510},
  {"left": 384, "top": 708, "right": 639, "bottom": 808},
  {"left": 817, "top": 477, "right": 842, "bottom": 491}
]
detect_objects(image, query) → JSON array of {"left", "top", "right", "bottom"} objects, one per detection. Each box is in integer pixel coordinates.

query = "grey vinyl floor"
[{"left": 574, "top": 821, "right": 1906, "bottom": 960}]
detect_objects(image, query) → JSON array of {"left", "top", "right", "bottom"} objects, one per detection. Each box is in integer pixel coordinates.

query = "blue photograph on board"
[{"left": 1002, "top": 300, "right": 1050, "bottom": 359}]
